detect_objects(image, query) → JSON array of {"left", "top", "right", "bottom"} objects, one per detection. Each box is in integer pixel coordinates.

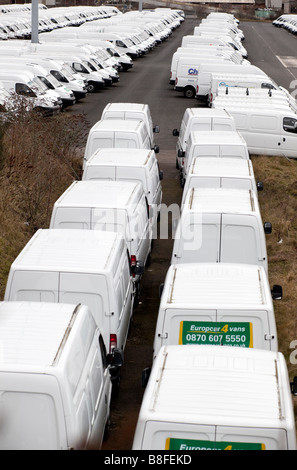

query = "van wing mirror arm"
[
  {"left": 141, "top": 367, "right": 151, "bottom": 388},
  {"left": 291, "top": 376, "right": 297, "bottom": 395}
]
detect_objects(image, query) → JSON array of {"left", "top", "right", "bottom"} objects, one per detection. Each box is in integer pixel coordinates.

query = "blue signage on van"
[{"left": 188, "top": 68, "right": 198, "bottom": 75}]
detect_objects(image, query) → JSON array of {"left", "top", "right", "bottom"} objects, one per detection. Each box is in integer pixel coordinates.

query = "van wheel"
[
  {"left": 184, "top": 86, "right": 195, "bottom": 99},
  {"left": 176, "top": 158, "right": 179, "bottom": 169},
  {"left": 87, "top": 82, "right": 95, "bottom": 93}
]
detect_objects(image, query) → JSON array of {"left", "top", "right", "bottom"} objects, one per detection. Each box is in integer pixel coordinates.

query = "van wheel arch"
[{"left": 183, "top": 86, "right": 195, "bottom": 99}]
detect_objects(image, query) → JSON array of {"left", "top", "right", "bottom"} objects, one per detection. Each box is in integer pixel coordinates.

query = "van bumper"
[{"left": 174, "top": 86, "right": 184, "bottom": 93}]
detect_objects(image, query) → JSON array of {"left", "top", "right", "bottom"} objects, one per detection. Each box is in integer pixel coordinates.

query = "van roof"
[
  {"left": 54, "top": 180, "right": 143, "bottom": 208},
  {"left": 162, "top": 263, "right": 270, "bottom": 308},
  {"left": 86, "top": 148, "right": 155, "bottom": 167},
  {"left": 214, "top": 104, "right": 292, "bottom": 115},
  {"left": 90, "top": 119, "right": 146, "bottom": 132},
  {"left": 0, "top": 302, "right": 89, "bottom": 370},
  {"left": 185, "top": 108, "right": 232, "bottom": 118},
  {"left": 11, "top": 229, "right": 125, "bottom": 273},
  {"left": 102, "top": 102, "right": 149, "bottom": 113},
  {"left": 189, "top": 130, "right": 247, "bottom": 146},
  {"left": 184, "top": 187, "right": 257, "bottom": 214},
  {"left": 145, "top": 345, "right": 290, "bottom": 428},
  {"left": 190, "top": 157, "right": 253, "bottom": 177}
]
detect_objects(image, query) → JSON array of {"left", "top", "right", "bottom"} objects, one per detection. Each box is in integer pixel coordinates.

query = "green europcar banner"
[
  {"left": 179, "top": 321, "right": 253, "bottom": 347},
  {"left": 165, "top": 437, "right": 265, "bottom": 450}
]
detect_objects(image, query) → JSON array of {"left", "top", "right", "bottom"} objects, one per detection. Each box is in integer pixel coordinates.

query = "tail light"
[
  {"left": 196, "top": 85, "right": 199, "bottom": 93},
  {"left": 175, "top": 77, "right": 178, "bottom": 85},
  {"left": 110, "top": 334, "right": 117, "bottom": 352},
  {"left": 131, "top": 255, "right": 136, "bottom": 277}
]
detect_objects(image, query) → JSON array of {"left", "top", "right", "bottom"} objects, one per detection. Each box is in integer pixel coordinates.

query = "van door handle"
[{"left": 283, "top": 138, "right": 286, "bottom": 142}]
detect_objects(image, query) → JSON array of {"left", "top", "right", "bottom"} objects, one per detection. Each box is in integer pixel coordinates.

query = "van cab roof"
[
  {"left": 11, "top": 229, "right": 125, "bottom": 273},
  {"left": 103, "top": 102, "right": 149, "bottom": 112},
  {"left": 145, "top": 345, "right": 291, "bottom": 429},
  {"left": 161, "top": 263, "right": 271, "bottom": 308},
  {"left": 185, "top": 187, "right": 257, "bottom": 214},
  {"left": 90, "top": 119, "right": 146, "bottom": 132},
  {"left": 189, "top": 130, "right": 247, "bottom": 146},
  {"left": 87, "top": 148, "right": 155, "bottom": 167},
  {"left": 190, "top": 156, "right": 253, "bottom": 177},
  {"left": 184, "top": 108, "right": 232, "bottom": 118},
  {"left": 0, "top": 301, "right": 89, "bottom": 370},
  {"left": 54, "top": 180, "right": 143, "bottom": 208}
]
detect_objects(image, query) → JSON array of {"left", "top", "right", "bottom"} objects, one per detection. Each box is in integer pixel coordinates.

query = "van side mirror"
[
  {"left": 291, "top": 376, "right": 297, "bottom": 395},
  {"left": 257, "top": 181, "right": 264, "bottom": 191},
  {"left": 159, "top": 169, "right": 164, "bottom": 180},
  {"left": 153, "top": 144, "right": 159, "bottom": 154},
  {"left": 172, "top": 128, "right": 179, "bottom": 136},
  {"left": 142, "top": 367, "right": 151, "bottom": 388},
  {"left": 178, "top": 149, "right": 184, "bottom": 159},
  {"left": 264, "top": 222, "right": 272, "bottom": 234},
  {"left": 107, "top": 348, "right": 124, "bottom": 369},
  {"left": 271, "top": 284, "right": 282, "bottom": 300},
  {"left": 131, "top": 260, "right": 144, "bottom": 276},
  {"left": 153, "top": 125, "right": 160, "bottom": 134}
]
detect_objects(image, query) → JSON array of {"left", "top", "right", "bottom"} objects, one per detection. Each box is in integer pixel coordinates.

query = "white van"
[
  {"left": 153, "top": 263, "right": 281, "bottom": 357},
  {"left": 4, "top": 229, "right": 137, "bottom": 364},
  {"left": 172, "top": 108, "right": 236, "bottom": 169},
  {"left": 169, "top": 47, "right": 242, "bottom": 85},
  {"left": 212, "top": 105, "right": 297, "bottom": 158},
  {"left": 181, "top": 131, "right": 250, "bottom": 185},
  {"left": 0, "top": 59, "right": 76, "bottom": 108},
  {"left": 84, "top": 119, "right": 159, "bottom": 165},
  {"left": 82, "top": 148, "right": 163, "bottom": 230},
  {"left": 195, "top": 63, "right": 267, "bottom": 102},
  {"left": 172, "top": 187, "right": 271, "bottom": 273},
  {"left": 100, "top": 102, "right": 160, "bottom": 146},
  {"left": 215, "top": 86, "right": 297, "bottom": 113},
  {"left": 0, "top": 70, "right": 62, "bottom": 114},
  {"left": 174, "top": 56, "right": 236, "bottom": 99},
  {"left": 181, "top": 157, "right": 262, "bottom": 206},
  {"left": 74, "top": 31, "right": 141, "bottom": 59},
  {"left": 0, "top": 301, "right": 123, "bottom": 450},
  {"left": 132, "top": 345, "right": 297, "bottom": 450},
  {"left": 208, "top": 72, "right": 277, "bottom": 106},
  {"left": 49, "top": 180, "right": 151, "bottom": 297}
]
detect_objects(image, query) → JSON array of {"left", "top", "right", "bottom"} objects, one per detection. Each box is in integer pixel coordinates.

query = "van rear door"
[
  {"left": 216, "top": 310, "right": 273, "bottom": 349},
  {"left": 89, "top": 131, "right": 114, "bottom": 155},
  {"left": 220, "top": 215, "right": 260, "bottom": 266},
  {"left": 115, "top": 132, "right": 137, "bottom": 148},
  {"left": 51, "top": 207, "right": 91, "bottom": 229},
  {"left": 173, "top": 214, "right": 220, "bottom": 263},
  {"left": 7, "top": 270, "right": 59, "bottom": 302},
  {"left": 215, "top": 426, "right": 287, "bottom": 450},
  {"left": 59, "top": 272, "right": 108, "bottom": 344},
  {"left": 142, "top": 422, "right": 216, "bottom": 450},
  {"left": 162, "top": 309, "right": 216, "bottom": 348}
]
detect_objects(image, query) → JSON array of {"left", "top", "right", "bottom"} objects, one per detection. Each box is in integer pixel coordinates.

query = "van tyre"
[{"left": 183, "top": 86, "right": 195, "bottom": 99}]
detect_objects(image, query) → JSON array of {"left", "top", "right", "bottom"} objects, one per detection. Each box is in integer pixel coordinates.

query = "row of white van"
[
  {"left": 0, "top": 5, "right": 122, "bottom": 40},
  {"left": 170, "top": 12, "right": 248, "bottom": 98},
  {"left": 0, "top": 98, "right": 164, "bottom": 449},
  {"left": 170, "top": 13, "right": 297, "bottom": 158},
  {"left": 273, "top": 14, "right": 297, "bottom": 35},
  {"left": 0, "top": 7, "right": 184, "bottom": 114},
  {"left": 132, "top": 12, "right": 297, "bottom": 450}
]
